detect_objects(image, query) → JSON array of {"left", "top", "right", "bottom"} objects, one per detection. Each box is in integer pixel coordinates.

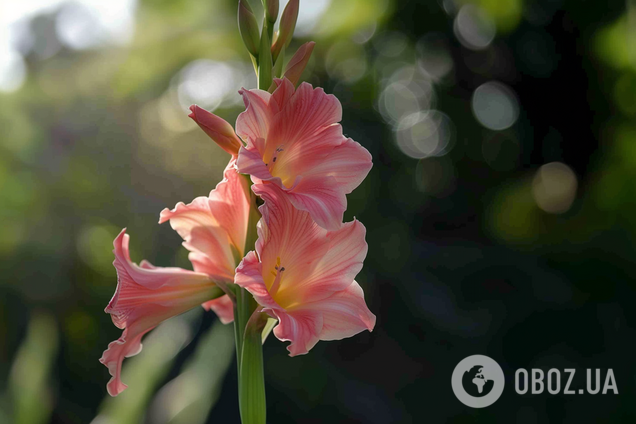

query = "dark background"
[{"left": 1, "top": 0, "right": 636, "bottom": 423}]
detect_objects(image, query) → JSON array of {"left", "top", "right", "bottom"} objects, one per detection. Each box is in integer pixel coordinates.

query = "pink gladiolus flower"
[
  {"left": 235, "top": 78, "right": 373, "bottom": 231},
  {"left": 159, "top": 158, "right": 251, "bottom": 323},
  {"left": 102, "top": 160, "right": 250, "bottom": 396},
  {"left": 235, "top": 184, "right": 375, "bottom": 356},
  {"left": 100, "top": 229, "right": 222, "bottom": 396}
]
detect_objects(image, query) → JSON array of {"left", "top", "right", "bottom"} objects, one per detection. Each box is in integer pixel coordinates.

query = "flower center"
[
  {"left": 264, "top": 145, "right": 296, "bottom": 187},
  {"left": 264, "top": 145, "right": 284, "bottom": 169}
]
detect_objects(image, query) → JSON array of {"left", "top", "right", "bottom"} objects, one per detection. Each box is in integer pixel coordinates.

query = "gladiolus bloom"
[
  {"left": 100, "top": 229, "right": 223, "bottom": 396},
  {"left": 102, "top": 160, "right": 251, "bottom": 396},
  {"left": 236, "top": 78, "right": 373, "bottom": 230},
  {"left": 159, "top": 158, "right": 252, "bottom": 323},
  {"left": 189, "top": 105, "right": 242, "bottom": 156},
  {"left": 235, "top": 184, "right": 375, "bottom": 356}
]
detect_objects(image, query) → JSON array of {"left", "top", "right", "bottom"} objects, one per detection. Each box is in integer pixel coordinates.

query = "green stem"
[
  {"left": 239, "top": 311, "right": 268, "bottom": 424},
  {"left": 234, "top": 173, "right": 264, "bottom": 423}
]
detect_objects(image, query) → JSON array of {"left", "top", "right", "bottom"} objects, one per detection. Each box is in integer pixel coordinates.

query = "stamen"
[
  {"left": 268, "top": 146, "right": 285, "bottom": 168},
  {"left": 270, "top": 258, "right": 285, "bottom": 296}
]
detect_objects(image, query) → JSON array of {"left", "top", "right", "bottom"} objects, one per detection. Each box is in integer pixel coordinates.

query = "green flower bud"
[
  {"left": 263, "top": 0, "right": 279, "bottom": 24},
  {"left": 238, "top": 0, "right": 261, "bottom": 56},
  {"left": 271, "top": 0, "right": 298, "bottom": 62}
]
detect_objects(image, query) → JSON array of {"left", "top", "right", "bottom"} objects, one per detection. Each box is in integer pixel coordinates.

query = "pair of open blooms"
[{"left": 101, "top": 79, "right": 376, "bottom": 396}]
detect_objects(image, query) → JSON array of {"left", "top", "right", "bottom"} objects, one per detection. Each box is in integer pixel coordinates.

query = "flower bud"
[
  {"left": 271, "top": 0, "right": 298, "bottom": 61},
  {"left": 258, "top": 25, "right": 273, "bottom": 90},
  {"left": 189, "top": 105, "right": 242, "bottom": 156},
  {"left": 238, "top": 0, "right": 260, "bottom": 56},
  {"left": 283, "top": 41, "right": 315, "bottom": 86},
  {"left": 263, "top": 0, "right": 279, "bottom": 24}
]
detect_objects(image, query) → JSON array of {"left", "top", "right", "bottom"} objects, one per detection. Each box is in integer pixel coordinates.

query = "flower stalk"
[
  {"left": 102, "top": 4, "right": 375, "bottom": 424},
  {"left": 239, "top": 311, "right": 268, "bottom": 424}
]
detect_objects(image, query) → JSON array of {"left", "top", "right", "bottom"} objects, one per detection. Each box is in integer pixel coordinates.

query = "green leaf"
[
  {"left": 94, "top": 310, "right": 200, "bottom": 424},
  {"left": 147, "top": 320, "right": 235, "bottom": 424},
  {"left": 261, "top": 317, "right": 278, "bottom": 344},
  {"left": 8, "top": 312, "right": 59, "bottom": 424}
]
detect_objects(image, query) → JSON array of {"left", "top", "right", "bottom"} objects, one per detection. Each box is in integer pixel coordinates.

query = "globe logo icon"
[
  {"left": 462, "top": 365, "right": 495, "bottom": 397},
  {"left": 451, "top": 355, "right": 505, "bottom": 408}
]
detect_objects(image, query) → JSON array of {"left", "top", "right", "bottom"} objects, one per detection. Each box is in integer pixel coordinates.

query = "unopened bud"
[
  {"left": 263, "top": 0, "right": 279, "bottom": 24},
  {"left": 238, "top": 0, "right": 260, "bottom": 56},
  {"left": 283, "top": 41, "right": 315, "bottom": 86},
  {"left": 258, "top": 25, "right": 273, "bottom": 90},
  {"left": 189, "top": 105, "right": 242, "bottom": 156},
  {"left": 271, "top": 0, "right": 298, "bottom": 61}
]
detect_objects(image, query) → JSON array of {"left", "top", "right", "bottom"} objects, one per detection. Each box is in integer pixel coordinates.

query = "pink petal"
[
  {"left": 202, "top": 295, "right": 235, "bottom": 324},
  {"left": 159, "top": 159, "right": 250, "bottom": 282},
  {"left": 308, "top": 281, "right": 375, "bottom": 341},
  {"left": 236, "top": 89, "right": 275, "bottom": 145},
  {"left": 234, "top": 251, "right": 280, "bottom": 310},
  {"left": 301, "top": 138, "right": 373, "bottom": 194},
  {"left": 271, "top": 78, "right": 295, "bottom": 109},
  {"left": 273, "top": 82, "right": 342, "bottom": 144},
  {"left": 100, "top": 327, "right": 152, "bottom": 396},
  {"left": 271, "top": 308, "right": 323, "bottom": 356},
  {"left": 272, "top": 124, "right": 345, "bottom": 186},
  {"left": 285, "top": 176, "right": 347, "bottom": 231},
  {"left": 294, "top": 219, "right": 368, "bottom": 303},
  {"left": 236, "top": 146, "right": 277, "bottom": 184},
  {"left": 101, "top": 229, "right": 219, "bottom": 396}
]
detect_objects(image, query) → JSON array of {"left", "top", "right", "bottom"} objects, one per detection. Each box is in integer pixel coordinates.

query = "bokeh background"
[{"left": 1, "top": 0, "right": 636, "bottom": 422}]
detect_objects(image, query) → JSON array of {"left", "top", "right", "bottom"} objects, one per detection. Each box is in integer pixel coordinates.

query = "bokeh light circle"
[
  {"left": 395, "top": 110, "right": 454, "bottom": 159},
  {"left": 453, "top": 5, "right": 496, "bottom": 50},
  {"left": 471, "top": 81, "right": 519, "bottom": 130},
  {"left": 532, "top": 162, "right": 578, "bottom": 214}
]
